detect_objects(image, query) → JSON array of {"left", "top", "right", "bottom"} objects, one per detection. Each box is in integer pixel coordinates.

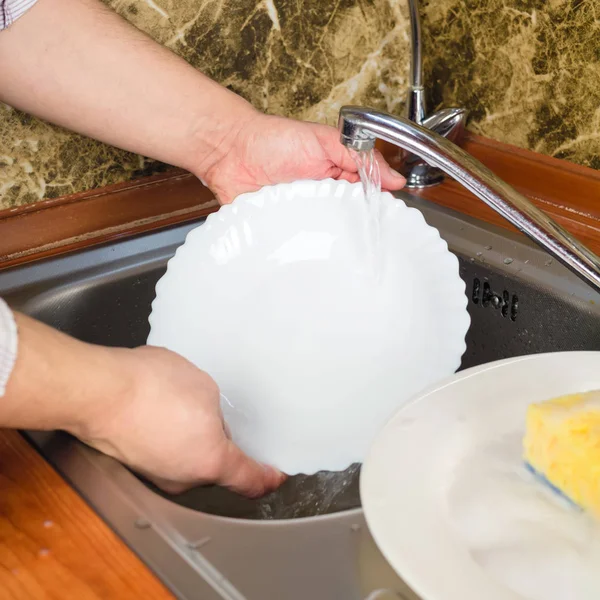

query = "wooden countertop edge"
[
  {"left": 2, "top": 133, "right": 600, "bottom": 598},
  {"left": 0, "top": 428, "right": 174, "bottom": 599}
]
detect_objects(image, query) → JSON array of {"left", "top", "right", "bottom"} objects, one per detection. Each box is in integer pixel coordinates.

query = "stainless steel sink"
[{"left": 2, "top": 191, "right": 600, "bottom": 600}]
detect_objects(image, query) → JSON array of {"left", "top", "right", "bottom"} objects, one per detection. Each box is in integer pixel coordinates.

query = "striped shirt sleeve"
[
  {"left": 0, "top": 0, "right": 38, "bottom": 30},
  {"left": 0, "top": 299, "right": 17, "bottom": 397}
]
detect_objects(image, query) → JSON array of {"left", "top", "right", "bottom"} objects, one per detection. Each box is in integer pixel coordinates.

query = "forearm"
[
  {"left": 0, "top": 0, "right": 258, "bottom": 177},
  {"left": 2, "top": 312, "right": 131, "bottom": 436}
]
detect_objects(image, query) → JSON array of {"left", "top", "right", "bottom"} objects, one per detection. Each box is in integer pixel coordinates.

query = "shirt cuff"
[
  {"left": 0, "top": 299, "right": 18, "bottom": 397},
  {"left": 0, "top": 0, "right": 39, "bottom": 31}
]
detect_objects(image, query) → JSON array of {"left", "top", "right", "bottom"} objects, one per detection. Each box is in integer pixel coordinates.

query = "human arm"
[
  {"left": 2, "top": 308, "right": 284, "bottom": 497},
  {"left": 0, "top": 0, "right": 405, "bottom": 204}
]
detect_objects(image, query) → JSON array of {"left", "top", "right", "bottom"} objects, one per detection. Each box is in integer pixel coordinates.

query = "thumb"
[
  {"left": 375, "top": 149, "right": 406, "bottom": 191},
  {"left": 216, "top": 439, "right": 287, "bottom": 498}
]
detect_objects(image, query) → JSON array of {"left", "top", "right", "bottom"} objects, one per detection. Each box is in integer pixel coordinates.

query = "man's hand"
[
  {"left": 4, "top": 313, "right": 285, "bottom": 497},
  {"left": 200, "top": 114, "right": 406, "bottom": 205},
  {"left": 80, "top": 346, "right": 286, "bottom": 497}
]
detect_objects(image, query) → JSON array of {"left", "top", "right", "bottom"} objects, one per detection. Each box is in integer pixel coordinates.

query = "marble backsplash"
[{"left": 1, "top": 0, "right": 599, "bottom": 208}]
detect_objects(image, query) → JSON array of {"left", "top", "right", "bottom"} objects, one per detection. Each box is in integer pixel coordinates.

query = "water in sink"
[{"left": 144, "top": 463, "right": 361, "bottom": 520}]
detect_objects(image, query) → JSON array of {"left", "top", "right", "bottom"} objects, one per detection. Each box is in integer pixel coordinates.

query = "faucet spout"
[{"left": 338, "top": 105, "right": 600, "bottom": 293}]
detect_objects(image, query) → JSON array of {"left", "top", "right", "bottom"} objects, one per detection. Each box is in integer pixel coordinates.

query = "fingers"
[
  {"left": 318, "top": 124, "right": 405, "bottom": 191},
  {"left": 216, "top": 439, "right": 287, "bottom": 498},
  {"left": 374, "top": 149, "right": 406, "bottom": 191},
  {"left": 317, "top": 125, "right": 360, "bottom": 174},
  {"left": 332, "top": 169, "right": 361, "bottom": 184},
  {"left": 147, "top": 474, "right": 192, "bottom": 495},
  {"left": 144, "top": 440, "right": 287, "bottom": 498}
]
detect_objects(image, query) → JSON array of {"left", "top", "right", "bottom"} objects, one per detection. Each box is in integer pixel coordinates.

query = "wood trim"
[
  {"left": 3, "top": 133, "right": 600, "bottom": 270},
  {"left": 1, "top": 171, "right": 217, "bottom": 270}
]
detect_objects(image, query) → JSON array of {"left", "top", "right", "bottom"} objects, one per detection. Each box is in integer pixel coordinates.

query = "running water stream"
[{"left": 351, "top": 148, "right": 383, "bottom": 275}]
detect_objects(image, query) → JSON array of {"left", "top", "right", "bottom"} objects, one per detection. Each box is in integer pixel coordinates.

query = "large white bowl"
[{"left": 147, "top": 179, "right": 469, "bottom": 475}]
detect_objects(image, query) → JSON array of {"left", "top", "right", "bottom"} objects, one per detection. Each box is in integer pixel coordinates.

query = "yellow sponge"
[{"left": 524, "top": 391, "right": 600, "bottom": 517}]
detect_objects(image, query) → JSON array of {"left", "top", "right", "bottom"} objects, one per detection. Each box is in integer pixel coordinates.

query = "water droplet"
[{"left": 134, "top": 518, "right": 151, "bottom": 529}]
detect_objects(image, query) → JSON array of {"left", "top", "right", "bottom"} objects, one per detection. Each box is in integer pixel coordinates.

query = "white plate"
[
  {"left": 361, "top": 351, "right": 600, "bottom": 600},
  {"left": 148, "top": 179, "right": 469, "bottom": 475}
]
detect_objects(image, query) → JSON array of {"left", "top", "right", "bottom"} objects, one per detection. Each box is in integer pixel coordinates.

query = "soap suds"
[{"left": 447, "top": 434, "right": 600, "bottom": 599}]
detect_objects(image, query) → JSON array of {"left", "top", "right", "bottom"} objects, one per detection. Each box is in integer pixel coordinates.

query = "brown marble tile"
[
  {"left": 0, "top": 104, "right": 169, "bottom": 206},
  {"left": 422, "top": 0, "right": 600, "bottom": 169},
  {"left": 3, "top": 0, "right": 600, "bottom": 209}
]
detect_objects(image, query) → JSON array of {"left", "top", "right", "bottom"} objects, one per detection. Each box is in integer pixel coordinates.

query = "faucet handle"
[
  {"left": 396, "top": 107, "right": 468, "bottom": 188},
  {"left": 422, "top": 108, "right": 467, "bottom": 144}
]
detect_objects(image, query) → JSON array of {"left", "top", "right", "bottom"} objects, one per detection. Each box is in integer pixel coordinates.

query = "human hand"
[
  {"left": 77, "top": 345, "right": 286, "bottom": 497},
  {"left": 198, "top": 114, "right": 406, "bottom": 205}
]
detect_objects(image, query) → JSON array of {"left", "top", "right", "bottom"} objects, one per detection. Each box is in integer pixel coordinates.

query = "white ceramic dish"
[
  {"left": 361, "top": 351, "right": 600, "bottom": 600},
  {"left": 147, "top": 179, "right": 469, "bottom": 475}
]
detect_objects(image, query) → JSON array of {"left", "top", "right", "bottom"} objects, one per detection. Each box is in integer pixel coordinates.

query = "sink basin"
[{"left": 2, "top": 191, "right": 600, "bottom": 600}]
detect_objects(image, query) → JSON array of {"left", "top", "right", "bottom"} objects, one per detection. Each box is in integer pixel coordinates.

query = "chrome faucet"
[
  {"left": 401, "top": 0, "right": 467, "bottom": 188},
  {"left": 338, "top": 105, "right": 600, "bottom": 294}
]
